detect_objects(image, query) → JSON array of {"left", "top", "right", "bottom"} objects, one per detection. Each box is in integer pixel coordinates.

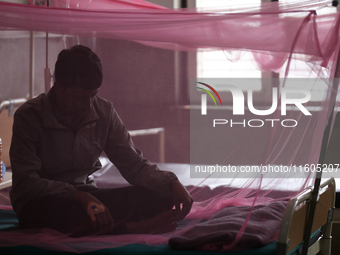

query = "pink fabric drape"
[
  {"left": 31, "top": 0, "right": 166, "bottom": 9},
  {"left": 0, "top": 0, "right": 340, "bottom": 253},
  {"left": 0, "top": 1, "right": 338, "bottom": 59}
]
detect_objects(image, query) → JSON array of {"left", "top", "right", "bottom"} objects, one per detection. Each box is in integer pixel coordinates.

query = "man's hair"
[{"left": 54, "top": 45, "right": 103, "bottom": 90}]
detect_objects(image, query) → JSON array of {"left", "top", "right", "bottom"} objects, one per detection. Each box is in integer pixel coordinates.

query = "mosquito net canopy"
[{"left": 0, "top": 0, "right": 340, "bottom": 253}]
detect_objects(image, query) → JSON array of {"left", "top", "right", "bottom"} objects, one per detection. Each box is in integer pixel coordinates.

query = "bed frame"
[{"left": 276, "top": 177, "right": 335, "bottom": 255}]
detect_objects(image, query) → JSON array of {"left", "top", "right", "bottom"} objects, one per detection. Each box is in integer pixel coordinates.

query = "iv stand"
[{"left": 44, "top": 0, "right": 52, "bottom": 93}]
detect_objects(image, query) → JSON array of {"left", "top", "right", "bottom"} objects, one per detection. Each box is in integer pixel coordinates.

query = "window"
[{"left": 193, "top": 0, "right": 338, "bottom": 106}]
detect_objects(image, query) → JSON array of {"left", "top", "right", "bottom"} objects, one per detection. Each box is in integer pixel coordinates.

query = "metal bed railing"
[
  {"left": 0, "top": 98, "right": 28, "bottom": 115},
  {"left": 128, "top": 127, "right": 165, "bottom": 163},
  {"left": 276, "top": 177, "right": 335, "bottom": 255}
]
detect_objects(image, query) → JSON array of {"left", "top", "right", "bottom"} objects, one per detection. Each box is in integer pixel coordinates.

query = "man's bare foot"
[{"left": 126, "top": 209, "right": 179, "bottom": 234}]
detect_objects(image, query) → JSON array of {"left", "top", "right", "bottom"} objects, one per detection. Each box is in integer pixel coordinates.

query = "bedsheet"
[
  {"left": 0, "top": 208, "right": 322, "bottom": 255},
  {"left": 0, "top": 208, "right": 278, "bottom": 254}
]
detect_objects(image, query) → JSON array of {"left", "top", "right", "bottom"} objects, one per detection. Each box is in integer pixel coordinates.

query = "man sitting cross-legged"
[{"left": 10, "top": 45, "right": 193, "bottom": 236}]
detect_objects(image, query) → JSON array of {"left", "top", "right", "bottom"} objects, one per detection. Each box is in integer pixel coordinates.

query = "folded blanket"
[{"left": 169, "top": 201, "right": 287, "bottom": 251}]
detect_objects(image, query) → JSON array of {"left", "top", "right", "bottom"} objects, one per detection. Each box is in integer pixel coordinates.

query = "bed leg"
[
  {"left": 275, "top": 242, "right": 288, "bottom": 255},
  {"left": 320, "top": 222, "right": 333, "bottom": 255},
  {"left": 320, "top": 237, "right": 332, "bottom": 255}
]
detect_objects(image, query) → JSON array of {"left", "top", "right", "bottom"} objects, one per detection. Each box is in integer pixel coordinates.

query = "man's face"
[{"left": 54, "top": 83, "right": 99, "bottom": 119}]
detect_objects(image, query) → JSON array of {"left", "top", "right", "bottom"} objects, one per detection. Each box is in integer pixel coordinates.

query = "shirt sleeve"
[
  {"left": 104, "top": 107, "right": 178, "bottom": 196},
  {"left": 10, "top": 109, "right": 76, "bottom": 216}
]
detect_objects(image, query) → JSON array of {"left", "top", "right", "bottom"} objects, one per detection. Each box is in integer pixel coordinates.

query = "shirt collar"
[{"left": 42, "top": 86, "right": 99, "bottom": 129}]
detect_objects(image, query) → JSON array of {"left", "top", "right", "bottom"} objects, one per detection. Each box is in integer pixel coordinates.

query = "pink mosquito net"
[{"left": 0, "top": 0, "right": 340, "bottom": 253}]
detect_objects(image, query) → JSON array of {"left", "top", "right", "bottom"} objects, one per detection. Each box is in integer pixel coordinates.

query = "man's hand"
[
  {"left": 74, "top": 190, "right": 114, "bottom": 235},
  {"left": 170, "top": 180, "right": 193, "bottom": 221}
]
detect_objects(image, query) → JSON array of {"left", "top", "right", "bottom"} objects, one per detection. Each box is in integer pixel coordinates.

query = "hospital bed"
[{"left": 0, "top": 147, "right": 336, "bottom": 255}]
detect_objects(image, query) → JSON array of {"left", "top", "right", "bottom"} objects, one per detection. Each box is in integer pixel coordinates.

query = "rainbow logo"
[{"left": 196, "top": 82, "right": 222, "bottom": 106}]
